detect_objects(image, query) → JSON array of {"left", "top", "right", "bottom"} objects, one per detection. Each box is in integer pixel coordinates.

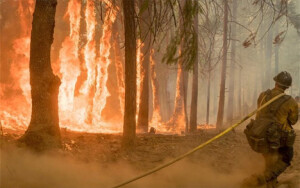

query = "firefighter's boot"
[{"left": 264, "top": 160, "right": 289, "bottom": 182}]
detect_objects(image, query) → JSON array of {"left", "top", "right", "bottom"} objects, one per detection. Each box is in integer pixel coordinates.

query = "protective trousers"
[{"left": 263, "top": 146, "right": 293, "bottom": 187}]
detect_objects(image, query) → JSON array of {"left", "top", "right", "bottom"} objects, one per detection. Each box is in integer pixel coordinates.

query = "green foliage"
[{"left": 162, "top": 0, "right": 201, "bottom": 70}]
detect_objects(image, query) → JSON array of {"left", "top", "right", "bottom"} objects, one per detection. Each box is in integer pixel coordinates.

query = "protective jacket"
[{"left": 256, "top": 87, "right": 298, "bottom": 131}]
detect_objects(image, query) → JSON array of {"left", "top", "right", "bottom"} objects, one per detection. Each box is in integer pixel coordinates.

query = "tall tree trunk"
[
  {"left": 274, "top": 45, "right": 279, "bottom": 74},
  {"left": 238, "top": 67, "right": 242, "bottom": 117},
  {"left": 180, "top": 0, "right": 189, "bottom": 132},
  {"left": 122, "top": 0, "right": 137, "bottom": 147},
  {"left": 183, "top": 70, "right": 189, "bottom": 132},
  {"left": 274, "top": 24, "right": 279, "bottom": 75},
  {"left": 216, "top": 0, "right": 228, "bottom": 130},
  {"left": 264, "top": 29, "right": 273, "bottom": 89},
  {"left": 189, "top": 11, "right": 199, "bottom": 132},
  {"left": 226, "top": 0, "right": 237, "bottom": 124},
  {"left": 112, "top": 20, "right": 125, "bottom": 116},
  {"left": 206, "top": 61, "right": 211, "bottom": 125},
  {"left": 150, "top": 50, "right": 163, "bottom": 123},
  {"left": 19, "top": 0, "right": 61, "bottom": 151},
  {"left": 167, "top": 0, "right": 188, "bottom": 131},
  {"left": 260, "top": 38, "right": 265, "bottom": 91},
  {"left": 170, "top": 65, "right": 186, "bottom": 131},
  {"left": 137, "top": 0, "right": 151, "bottom": 132}
]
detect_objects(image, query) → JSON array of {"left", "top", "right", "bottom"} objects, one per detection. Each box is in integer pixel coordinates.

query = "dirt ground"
[{"left": 1, "top": 126, "right": 299, "bottom": 188}]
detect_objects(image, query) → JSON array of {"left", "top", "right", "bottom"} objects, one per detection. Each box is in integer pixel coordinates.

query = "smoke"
[{"left": 1, "top": 143, "right": 264, "bottom": 188}]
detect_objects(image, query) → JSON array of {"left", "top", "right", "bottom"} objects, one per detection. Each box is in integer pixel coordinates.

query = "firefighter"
[{"left": 243, "top": 71, "right": 298, "bottom": 188}]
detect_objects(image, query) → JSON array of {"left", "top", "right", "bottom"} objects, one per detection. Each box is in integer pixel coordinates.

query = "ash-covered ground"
[{"left": 1, "top": 127, "right": 299, "bottom": 188}]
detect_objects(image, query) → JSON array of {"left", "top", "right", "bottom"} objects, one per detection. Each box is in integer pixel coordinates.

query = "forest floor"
[{"left": 1, "top": 125, "right": 300, "bottom": 188}]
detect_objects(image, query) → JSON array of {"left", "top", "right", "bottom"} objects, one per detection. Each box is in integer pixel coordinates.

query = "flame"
[
  {"left": 0, "top": 0, "right": 34, "bottom": 130},
  {"left": 80, "top": 0, "right": 97, "bottom": 124},
  {"left": 166, "top": 66, "right": 186, "bottom": 133},
  {"left": 58, "top": 0, "right": 81, "bottom": 124},
  {"left": 11, "top": 0, "right": 35, "bottom": 103},
  {"left": 149, "top": 50, "right": 163, "bottom": 130},
  {"left": 58, "top": 0, "right": 119, "bottom": 132},
  {"left": 93, "top": 0, "right": 117, "bottom": 125},
  {"left": 113, "top": 32, "right": 125, "bottom": 115},
  {"left": 2, "top": 1, "right": 186, "bottom": 134},
  {"left": 136, "top": 39, "right": 144, "bottom": 120}
]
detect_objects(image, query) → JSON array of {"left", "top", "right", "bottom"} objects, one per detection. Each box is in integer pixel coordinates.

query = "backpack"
[{"left": 244, "top": 90, "right": 291, "bottom": 153}]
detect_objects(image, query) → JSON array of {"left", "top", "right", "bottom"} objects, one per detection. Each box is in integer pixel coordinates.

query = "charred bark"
[
  {"left": 122, "top": 0, "right": 137, "bottom": 147},
  {"left": 18, "top": 0, "right": 61, "bottom": 151},
  {"left": 226, "top": 0, "right": 237, "bottom": 124},
  {"left": 137, "top": 0, "right": 151, "bottom": 133},
  {"left": 189, "top": 8, "right": 199, "bottom": 132},
  {"left": 206, "top": 61, "right": 211, "bottom": 125},
  {"left": 189, "top": 62, "right": 198, "bottom": 132},
  {"left": 216, "top": 0, "right": 228, "bottom": 130},
  {"left": 112, "top": 20, "right": 125, "bottom": 115}
]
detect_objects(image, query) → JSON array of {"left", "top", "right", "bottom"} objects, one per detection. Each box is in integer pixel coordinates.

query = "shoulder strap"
[
  {"left": 259, "top": 89, "right": 271, "bottom": 107},
  {"left": 273, "top": 95, "right": 291, "bottom": 114}
]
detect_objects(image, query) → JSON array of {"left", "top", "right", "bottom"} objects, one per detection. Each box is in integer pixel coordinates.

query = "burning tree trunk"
[
  {"left": 168, "top": 65, "right": 186, "bottom": 131},
  {"left": 112, "top": 20, "right": 125, "bottom": 115},
  {"left": 216, "top": 0, "right": 228, "bottom": 130},
  {"left": 74, "top": 0, "right": 87, "bottom": 96},
  {"left": 189, "top": 8, "right": 199, "bottom": 132},
  {"left": 122, "top": 0, "right": 137, "bottom": 147},
  {"left": 83, "top": 0, "right": 97, "bottom": 124},
  {"left": 150, "top": 50, "right": 163, "bottom": 127},
  {"left": 226, "top": 0, "right": 237, "bottom": 124},
  {"left": 183, "top": 70, "right": 189, "bottom": 132},
  {"left": 19, "top": 0, "right": 61, "bottom": 151},
  {"left": 137, "top": 0, "right": 152, "bottom": 132},
  {"left": 168, "top": 0, "right": 189, "bottom": 132},
  {"left": 206, "top": 61, "right": 211, "bottom": 125}
]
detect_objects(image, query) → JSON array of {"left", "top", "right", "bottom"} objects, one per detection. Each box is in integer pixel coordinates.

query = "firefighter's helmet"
[{"left": 273, "top": 71, "right": 292, "bottom": 88}]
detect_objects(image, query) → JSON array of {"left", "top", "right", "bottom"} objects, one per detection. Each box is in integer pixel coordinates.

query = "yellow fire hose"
[{"left": 111, "top": 93, "right": 285, "bottom": 188}]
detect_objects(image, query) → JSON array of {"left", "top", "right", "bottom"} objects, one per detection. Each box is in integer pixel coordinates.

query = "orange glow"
[
  {"left": 113, "top": 34, "right": 125, "bottom": 116},
  {"left": 136, "top": 39, "right": 143, "bottom": 120},
  {"left": 58, "top": 0, "right": 119, "bottom": 132},
  {"left": 12, "top": 0, "right": 35, "bottom": 104},
  {"left": 58, "top": 0, "right": 82, "bottom": 128},
  {"left": 1, "top": 1, "right": 186, "bottom": 134},
  {"left": 149, "top": 50, "right": 163, "bottom": 130},
  {"left": 0, "top": 0, "right": 34, "bottom": 130},
  {"left": 81, "top": 0, "right": 97, "bottom": 124},
  {"left": 166, "top": 66, "right": 186, "bottom": 133},
  {"left": 93, "top": 0, "right": 117, "bottom": 127}
]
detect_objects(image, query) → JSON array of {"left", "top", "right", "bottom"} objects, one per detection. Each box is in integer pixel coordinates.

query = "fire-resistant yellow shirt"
[{"left": 256, "top": 88, "right": 299, "bottom": 131}]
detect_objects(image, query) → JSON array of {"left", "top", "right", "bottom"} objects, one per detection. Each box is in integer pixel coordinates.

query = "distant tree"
[
  {"left": 18, "top": 0, "right": 61, "bottom": 151},
  {"left": 189, "top": 2, "right": 199, "bottom": 132},
  {"left": 226, "top": 0, "right": 237, "bottom": 124},
  {"left": 216, "top": 0, "right": 229, "bottom": 130}
]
